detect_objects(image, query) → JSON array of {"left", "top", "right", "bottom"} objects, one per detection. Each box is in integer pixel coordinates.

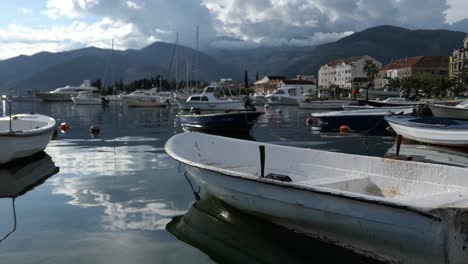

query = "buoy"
[
  {"left": 305, "top": 117, "right": 313, "bottom": 126},
  {"left": 90, "top": 125, "right": 100, "bottom": 135},
  {"left": 60, "top": 122, "right": 70, "bottom": 132},
  {"left": 386, "top": 126, "right": 395, "bottom": 133},
  {"left": 340, "top": 125, "right": 350, "bottom": 133}
]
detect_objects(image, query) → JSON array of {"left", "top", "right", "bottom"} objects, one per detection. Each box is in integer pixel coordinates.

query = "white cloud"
[
  {"left": 126, "top": 1, "right": 142, "bottom": 10},
  {"left": 445, "top": 0, "right": 468, "bottom": 24},
  {"left": 19, "top": 8, "right": 33, "bottom": 15},
  {"left": 0, "top": 18, "right": 151, "bottom": 59}
]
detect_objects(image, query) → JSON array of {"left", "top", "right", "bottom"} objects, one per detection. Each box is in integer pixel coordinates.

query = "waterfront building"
[
  {"left": 375, "top": 56, "right": 449, "bottom": 88},
  {"left": 280, "top": 79, "right": 317, "bottom": 95},
  {"left": 253, "top": 76, "right": 286, "bottom": 94},
  {"left": 450, "top": 35, "right": 468, "bottom": 80},
  {"left": 318, "top": 56, "right": 382, "bottom": 90}
]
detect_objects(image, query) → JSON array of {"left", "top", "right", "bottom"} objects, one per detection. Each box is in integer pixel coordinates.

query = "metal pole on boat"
[
  {"left": 395, "top": 134, "right": 402, "bottom": 157},
  {"left": 1, "top": 95, "right": 12, "bottom": 133},
  {"left": 259, "top": 145, "right": 265, "bottom": 178}
]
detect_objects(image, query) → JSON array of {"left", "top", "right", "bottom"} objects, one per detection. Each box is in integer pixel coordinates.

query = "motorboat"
[
  {"left": 71, "top": 91, "right": 106, "bottom": 105},
  {"left": 178, "top": 110, "right": 263, "bottom": 134},
  {"left": 359, "top": 97, "right": 423, "bottom": 107},
  {"left": 343, "top": 105, "right": 416, "bottom": 111},
  {"left": 0, "top": 114, "right": 56, "bottom": 164},
  {"left": 165, "top": 132, "right": 468, "bottom": 264},
  {"left": 122, "top": 89, "right": 166, "bottom": 107},
  {"left": 385, "top": 116, "right": 468, "bottom": 147},
  {"left": 299, "top": 99, "right": 354, "bottom": 110},
  {"left": 35, "top": 80, "right": 99, "bottom": 101},
  {"left": 309, "top": 107, "right": 413, "bottom": 134},
  {"left": 429, "top": 100, "right": 468, "bottom": 120},
  {"left": 251, "top": 93, "right": 267, "bottom": 105},
  {"left": 105, "top": 94, "right": 124, "bottom": 102},
  {"left": 386, "top": 143, "right": 468, "bottom": 168},
  {"left": 176, "top": 85, "right": 251, "bottom": 111},
  {"left": 265, "top": 86, "right": 307, "bottom": 105}
]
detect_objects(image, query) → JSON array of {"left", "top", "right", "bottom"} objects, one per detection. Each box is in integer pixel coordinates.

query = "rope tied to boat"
[{"left": 184, "top": 171, "right": 201, "bottom": 201}]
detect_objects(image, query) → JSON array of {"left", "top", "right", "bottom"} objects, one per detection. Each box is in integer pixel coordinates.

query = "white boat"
[
  {"left": 0, "top": 114, "right": 56, "bottom": 164},
  {"left": 158, "top": 91, "right": 177, "bottom": 106},
  {"left": 105, "top": 94, "right": 124, "bottom": 102},
  {"left": 251, "top": 93, "right": 267, "bottom": 105},
  {"left": 429, "top": 100, "right": 468, "bottom": 120},
  {"left": 386, "top": 116, "right": 468, "bottom": 147},
  {"left": 122, "top": 89, "right": 166, "bottom": 107},
  {"left": 71, "top": 91, "right": 105, "bottom": 105},
  {"left": 361, "top": 97, "right": 423, "bottom": 107},
  {"left": 36, "top": 80, "right": 99, "bottom": 102},
  {"left": 265, "top": 86, "right": 307, "bottom": 105},
  {"left": 165, "top": 132, "right": 468, "bottom": 264},
  {"left": 176, "top": 85, "right": 250, "bottom": 111},
  {"left": 299, "top": 99, "right": 354, "bottom": 110},
  {"left": 343, "top": 105, "right": 415, "bottom": 111}
]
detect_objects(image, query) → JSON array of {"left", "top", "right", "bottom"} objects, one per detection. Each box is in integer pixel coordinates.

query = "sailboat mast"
[
  {"left": 175, "top": 32, "right": 179, "bottom": 91},
  {"left": 195, "top": 25, "right": 199, "bottom": 90},
  {"left": 111, "top": 39, "right": 114, "bottom": 95}
]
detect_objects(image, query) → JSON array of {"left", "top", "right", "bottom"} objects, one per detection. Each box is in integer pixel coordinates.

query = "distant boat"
[
  {"left": 71, "top": 91, "right": 106, "bottom": 105},
  {"left": 342, "top": 105, "right": 416, "bottom": 111},
  {"left": 36, "top": 80, "right": 99, "bottom": 102},
  {"left": 299, "top": 99, "right": 354, "bottom": 110},
  {"left": 429, "top": 100, "right": 468, "bottom": 120},
  {"left": 176, "top": 85, "right": 251, "bottom": 111},
  {"left": 122, "top": 89, "right": 166, "bottom": 107},
  {"left": 165, "top": 132, "right": 468, "bottom": 264},
  {"left": 251, "top": 93, "right": 267, "bottom": 105},
  {"left": 0, "top": 114, "right": 56, "bottom": 164},
  {"left": 386, "top": 115, "right": 468, "bottom": 147},
  {"left": 265, "top": 86, "right": 307, "bottom": 105},
  {"left": 179, "top": 110, "right": 263, "bottom": 134},
  {"left": 310, "top": 107, "right": 413, "bottom": 133},
  {"left": 359, "top": 97, "right": 423, "bottom": 107}
]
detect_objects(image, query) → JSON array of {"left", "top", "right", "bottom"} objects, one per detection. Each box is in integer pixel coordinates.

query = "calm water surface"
[{"left": 1, "top": 101, "right": 466, "bottom": 264}]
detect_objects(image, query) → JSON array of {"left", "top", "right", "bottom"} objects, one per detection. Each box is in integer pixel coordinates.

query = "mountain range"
[{"left": 0, "top": 25, "right": 466, "bottom": 94}]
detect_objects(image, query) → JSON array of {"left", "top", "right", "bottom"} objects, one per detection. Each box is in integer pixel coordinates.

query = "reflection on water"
[
  {"left": 0, "top": 152, "right": 59, "bottom": 243},
  {"left": 1, "top": 102, "right": 468, "bottom": 263},
  {"left": 167, "top": 197, "right": 381, "bottom": 264}
]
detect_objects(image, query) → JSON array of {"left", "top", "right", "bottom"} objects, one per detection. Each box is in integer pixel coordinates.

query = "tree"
[
  {"left": 244, "top": 70, "right": 249, "bottom": 89},
  {"left": 363, "top": 59, "right": 379, "bottom": 101}
]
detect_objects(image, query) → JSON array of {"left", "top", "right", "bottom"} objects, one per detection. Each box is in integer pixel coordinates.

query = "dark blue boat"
[
  {"left": 310, "top": 108, "right": 413, "bottom": 135},
  {"left": 179, "top": 110, "right": 264, "bottom": 134}
]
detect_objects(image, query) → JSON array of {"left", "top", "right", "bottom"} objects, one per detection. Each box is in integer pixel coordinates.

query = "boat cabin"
[{"left": 186, "top": 85, "right": 237, "bottom": 102}]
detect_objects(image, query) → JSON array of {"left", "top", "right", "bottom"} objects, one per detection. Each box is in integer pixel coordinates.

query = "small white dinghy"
[
  {"left": 0, "top": 114, "right": 56, "bottom": 164},
  {"left": 165, "top": 132, "right": 468, "bottom": 264}
]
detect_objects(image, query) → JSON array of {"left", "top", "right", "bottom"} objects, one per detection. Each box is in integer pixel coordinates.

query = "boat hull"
[
  {"left": 176, "top": 100, "right": 247, "bottom": 111},
  {"left": 429, "top": 104, "right": 468, "bottom": 120},
  {"left": 184, "top": 165, "right": 456, "bottom": 264},
  {"left": 266, "top": 96, "right": 301, "bottom": 105},
  {"left": 179, "top": 112, "right": 263, "bottom": 133},
  {"left": 386, "top": 117, "right": 468, "bottom": 146},
  {"left": 299, "top": 100, "right": 353, "bottom": 110},
  {"left": 36, "top": 93, "right": 75, "bottom": 101},
  {"left": 72, "top": 98, "right": 104, "bottom": 105},
  {"left": 311, "top": 115, "right": 390, "bottom": 134}
]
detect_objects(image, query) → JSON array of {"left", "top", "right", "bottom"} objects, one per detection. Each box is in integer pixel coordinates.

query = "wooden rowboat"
[{"left": 165, "top": 132, "right": 468, "bottom": 264}]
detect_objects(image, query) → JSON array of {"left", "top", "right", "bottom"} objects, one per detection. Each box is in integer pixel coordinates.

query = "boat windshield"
[{"left": 189, "top": 96, "right": 201, "bottom": 101}]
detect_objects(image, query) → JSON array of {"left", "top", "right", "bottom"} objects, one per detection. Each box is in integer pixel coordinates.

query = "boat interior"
[
  {"left": 167, "top": 133, "right": 468, "bottom": 209},
  {"left": 0, "top": 115, "right": 51, "bottom": 133}
]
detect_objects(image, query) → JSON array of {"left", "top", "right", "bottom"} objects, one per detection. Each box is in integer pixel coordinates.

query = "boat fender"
[
  {"left": 90, "top": 125, "right": 100, "bottom": 135},
  {"left": 305, "top": 117, "right": 313, "bottom": 126},
  {"left": 340, "top": 125, "right": 350, "bottom": 133},
  {"left": 60, "top": 122, "right": 70, "bottom": 132},
  {"left": 386, "top": 126, "right": 395, "bottom": 133}
]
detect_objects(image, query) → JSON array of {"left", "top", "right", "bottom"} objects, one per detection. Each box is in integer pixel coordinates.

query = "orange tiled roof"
[
  {"left": 326, "top": 56, "right": 365, "bottom": 67},
  {"left": 380, "top": 56, "right": 448, "bottom": 71}
]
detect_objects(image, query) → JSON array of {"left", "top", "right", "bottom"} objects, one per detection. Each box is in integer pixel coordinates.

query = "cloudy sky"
[{"left": 0, "top": 0, "right": 467, "bottom": 60}]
